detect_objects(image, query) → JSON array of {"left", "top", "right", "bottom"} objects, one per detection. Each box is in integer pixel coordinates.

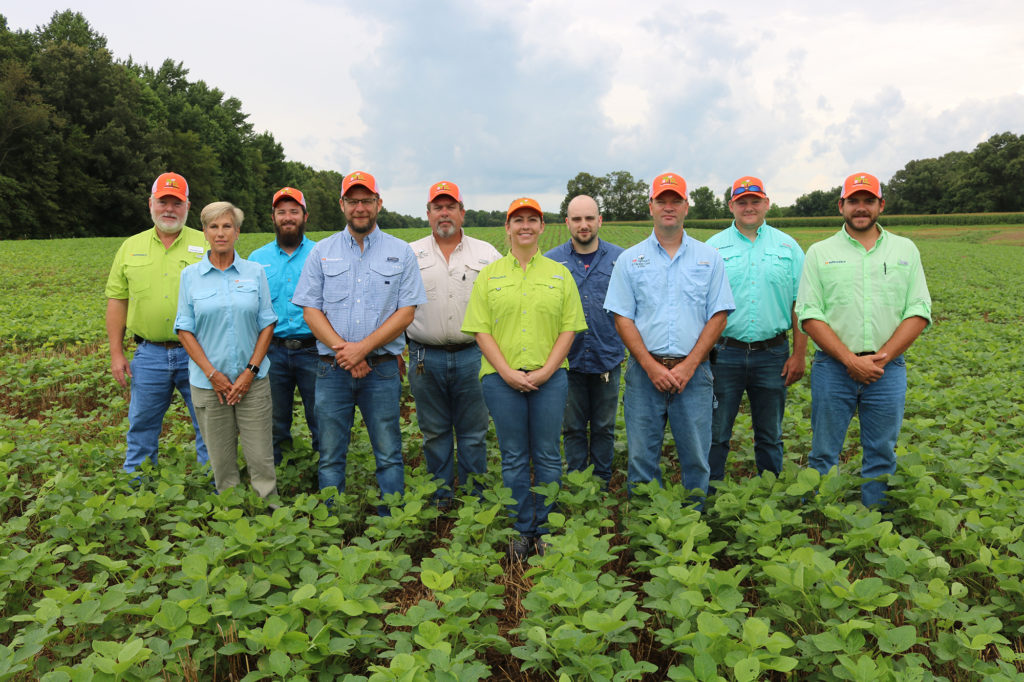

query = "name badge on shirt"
[{"left": 188, "top": 245, "right": 204, "bottom": 254}]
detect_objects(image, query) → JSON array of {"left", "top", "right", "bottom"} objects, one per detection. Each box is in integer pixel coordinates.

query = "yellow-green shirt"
[
  {"left": 105, "top": 227, "right": 208, "bottom": 342},
  {"left": 462, "top": 251, "right": 587, "bottom": 377},
  {"left": 795, "top": 226, "right": 931, "bottom": 353}
]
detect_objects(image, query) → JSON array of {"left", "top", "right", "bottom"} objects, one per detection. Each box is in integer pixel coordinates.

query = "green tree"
[
  {"left": 559, "top": 172, "right": 607, "bottom": 217},
  {"left": 791, "top": 187, "right": 841, "bottom": 217},
  {"left": 602, "top": 170, "right": 648, "bottom": 220},
  {"left": 688, "top": 185, "right": 725, "bottom": 219}
]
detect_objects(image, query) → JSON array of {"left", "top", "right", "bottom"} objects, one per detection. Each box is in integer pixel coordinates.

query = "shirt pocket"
[
  {"left": 322, "top": 259, "right": 352, "bottom": 304},
  {"left": 765, "top": 247, "right": 796, "bottom": 291},
  {"left": 368, "top": 260, "right": 403, "bottom": 310},
  {"left": 457, "top": 261, "right": 486, "bottom": 298},
  {"left": 530, "top": 278, "right": 563, "bottom": 317},
  {"left": 262, "top": 264, "right": 280, "bottom": 301},
  {"left": 124, "top": 257, "right": 154, "bottom": 300},
  {"left": 681, "top": 263, "right": 713, "bottom": 305},
  {"left": 818, "top": 262, "right": 857, "bottom": 306},
  {"left": 877, "top": 261, "right": 912, "bottom": 310},
  {"left": 191, "top": 288, "right": 220, "bottom": 317},
  {"left": 419, "top": 260, "right": 440, "bottom": 301}
]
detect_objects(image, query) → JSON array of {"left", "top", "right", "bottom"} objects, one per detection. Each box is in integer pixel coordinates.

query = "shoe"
[
  {"left": 508, "top": 535, "right": 533, "bottom": 561},
  {"left": 534, "top": 538, "right": 553, "bottom": 556}
]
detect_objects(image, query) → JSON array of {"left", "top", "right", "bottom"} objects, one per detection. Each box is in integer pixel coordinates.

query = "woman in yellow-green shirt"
[{"left": 462, "top": 198, "right": 586, "bottom": 560}]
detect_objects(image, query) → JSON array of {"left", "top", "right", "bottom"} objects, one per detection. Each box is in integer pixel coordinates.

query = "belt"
[
  {"left": 134, "top": 334, "right": 182, "bottom": 349},
  {"left": 855, "top": 351, "right": 877, "bottom": 357},
  {"left": 412, "top": 340, "right": 476, "bottom": 353},
  {"left": 272, "top": 337, "right": 317, "bottom": 350},
  {"left": 320, "top": 354, "right": 397, "bottom": 367},
  {"left": 650, "top": 354, "right": 687, "bottom": 369},
  {"left": 721, "top": 332, "right": 787, "bottom": 351}
]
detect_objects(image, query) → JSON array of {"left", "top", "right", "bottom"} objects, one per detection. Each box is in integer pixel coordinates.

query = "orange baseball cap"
[
  {"left": 151, "top": 172, "right": 189, "bottom": 201},
  {"left": 731, "top": 176, "right": 767, "bottom": 200},
  {"left": 342, "top": 171, "right": 378, "bottom": 196},
  {"left": 272, "top": 187, "right": 306, "bottom": 209},
  {"left": 429, "top": 180, "right": 462, "bottom": 203},
  {"left": 650, "top": 173, "right": 687, "bottom": 199},
  {"left": 841, "top": 172, "right": 883, "bottom": 199},
  {"left": 506, "top": 197, "right": 543, "bottom": 220}
]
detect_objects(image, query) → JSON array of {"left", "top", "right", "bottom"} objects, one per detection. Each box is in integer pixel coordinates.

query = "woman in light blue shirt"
[{"left": 175, "top": 202, "right": 279, "bottom": 499}]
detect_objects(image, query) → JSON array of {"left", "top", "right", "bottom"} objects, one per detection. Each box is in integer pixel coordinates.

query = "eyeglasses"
[
  {"left": 342, "top": 197, "right": 377, "bottom": 207},
  {"left": 732, "top": 185, "right": 763, "bottom": 197}
]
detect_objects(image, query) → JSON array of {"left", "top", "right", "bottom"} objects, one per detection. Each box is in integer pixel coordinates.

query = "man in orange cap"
[
  {"left": 796, "top": 172, "right": 931, "bottom": 506},
  {"left": 604, "top": 173, "right": 734, "bottom": 503},
  {"left": 249, "top": 187, "right": 320, "bottom": 466},
  {"left": 105, "top": 172, "right": 209, "bottom": 473},
  {"left": 406, "top": 181, "right": 501, "bottom": 506},
  {"left": 293, "top": 171, "right": 427, "bottom": 512},
  {"left": 706, "top": 176, "right": 807, "bottom": 488}
]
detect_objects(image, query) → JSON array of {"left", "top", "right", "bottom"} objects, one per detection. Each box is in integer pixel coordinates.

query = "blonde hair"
[{"left": 200, "top": 201, "right": 244, "bottom": 229}]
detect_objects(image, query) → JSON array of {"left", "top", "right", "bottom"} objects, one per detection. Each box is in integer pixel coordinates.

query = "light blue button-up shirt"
[
  {"left": 174, "top": 252, "right": 278, "bottom": 388},
  {"left": 706, "top": 222, "right": 804, "bottom": 343},
  {"left": 292, "top": 227, "right": 427, "bottom": 357},
  {"left": 604, "top": 231, "right": 734, "bottom": 356},
  {"left": 248, "top": 235, "right": 317, "bottom": 339},
  {"left": 545, "top": 239, "right": 625, "bottom": 373}
]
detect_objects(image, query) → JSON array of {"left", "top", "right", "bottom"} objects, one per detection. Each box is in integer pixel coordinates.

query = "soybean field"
[{"left": 0, "top": 223, "right": 1022, "bottom": 680}]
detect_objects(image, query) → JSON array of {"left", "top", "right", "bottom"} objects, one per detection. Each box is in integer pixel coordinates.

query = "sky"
[{"left": 6, "top": 1, "right": 1024, "bottom": 217}]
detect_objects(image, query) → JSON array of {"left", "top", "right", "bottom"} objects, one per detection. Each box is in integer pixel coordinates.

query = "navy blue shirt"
[{"left": 545, "top": 239, "right": 625, "bottom": 373}]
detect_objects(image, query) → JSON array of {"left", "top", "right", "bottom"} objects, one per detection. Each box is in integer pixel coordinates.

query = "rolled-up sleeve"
[
  {"left": 257, "top": 269, "right": 278, "bottom": 331},
  {"left": 603, "top": 259, "right": 636, "bottom": 320},
  {"left": 292, "top": 248, "right": 324, "bottom": 310},
  {"left": 173, "top": 267, "right": 196, "bottom": 334}
]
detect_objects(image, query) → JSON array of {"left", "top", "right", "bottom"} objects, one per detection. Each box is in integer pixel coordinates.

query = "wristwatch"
[{"left": 246, "top": 363, "right": 259, "bottom": 375}]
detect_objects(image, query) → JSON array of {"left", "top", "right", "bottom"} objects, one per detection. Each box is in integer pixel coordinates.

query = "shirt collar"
[{"left": 198, "top": 250, "right": 241, "bottom": 275}]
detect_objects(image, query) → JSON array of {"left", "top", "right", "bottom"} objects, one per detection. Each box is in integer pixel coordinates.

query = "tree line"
[
  {"left": 0, "top": 11, "right": 429, "bottom": 239},
  {"left": 560, "top": 132, "right": 1024, "bottom": 221}
]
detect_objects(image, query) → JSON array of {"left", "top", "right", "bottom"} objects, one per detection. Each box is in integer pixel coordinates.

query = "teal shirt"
[
  {"left": 706, "top": 222, "right": 804, "bottom": 343},
  {"left": 248, "top": 235, "right": 317, "bottom": 339},
  {"left": 795, "top": 226, "right": 932, "bottom": 353}
]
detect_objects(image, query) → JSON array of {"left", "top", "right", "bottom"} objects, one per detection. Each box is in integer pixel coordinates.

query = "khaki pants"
[{"left": 191, "top": 378, "right": 277, "bottom": 498}]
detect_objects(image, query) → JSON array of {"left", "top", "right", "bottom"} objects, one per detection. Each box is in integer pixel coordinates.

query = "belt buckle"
[{"left": 283, "top": 338, "right": 304, "bottom": 350}]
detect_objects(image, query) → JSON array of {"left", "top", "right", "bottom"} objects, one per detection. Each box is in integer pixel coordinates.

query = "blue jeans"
[
  {"left": 709, "top": 343, "right": 789, "bottom": 481},
  {"left": 808, "top": 351, "right": 907, "bottom": 507},
  {"left": 124, "top": 341, "right": 208, "bottom": 472},
  {"left": 563, "top": 366, "right": 621, "bottom": 484},
  {"left": 482, "top": 369, "right": 567, "bottom": 537},
  {"left": 267, "top": 343, "right": 320, "bottom": 465},
  {"left": 314, "top": 356, "right": 405, "bottom": 505},
  {"left": 623, "top": 356, "right": 713, "bottom": 495},
  {"left": 407, "top": 341, "right": 489, "bottom": 500}
]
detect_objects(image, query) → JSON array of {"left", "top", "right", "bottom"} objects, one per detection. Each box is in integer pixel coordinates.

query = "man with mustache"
[
  {"left": 105, "top": 172, "right": 209, "bottom": 473},
  {"left": 544, "top": 195, "right": 624, "bottom": 487},
  {"left": 705, "top": 176, "right": 807, "bottom": 488},
  {"left": 248, "top": 187, "right": 320, "bottom": 466},
  {"left": 293, "top": 171, "right": 426, "bottom": 511},
  {"left": 406, "top": 181, "right": 501, "bottom": 505},
  {"left": 604, "top": 173, "right": 734, "bottom": 502},
  {"left": 796, "top": 172, "right": 932, "bottom": 507}
]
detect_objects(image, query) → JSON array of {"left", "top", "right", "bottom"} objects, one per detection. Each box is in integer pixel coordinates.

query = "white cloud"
[{"left": 5, "top": 0, "right": 1024, "bottom": 213}]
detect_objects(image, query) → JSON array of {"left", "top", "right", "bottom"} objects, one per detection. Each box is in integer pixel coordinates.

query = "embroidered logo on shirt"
[
  {"left": 697, "top": 260, "right": 710, "bottom": 266},
  {"left": 386, "top": 256, "right": 399, "bottom": 262},
  {"left": 824, "top": 260, "right": 847, "bottom": 265},
  {"left": 631, "top": 255, "right": 650, "bottom": 268},
  {"left": 898, "top": 259, "right": 908, "bottom": 266}
]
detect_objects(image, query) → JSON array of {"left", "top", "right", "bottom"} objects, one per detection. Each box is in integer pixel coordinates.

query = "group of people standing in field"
[{"left": 106, "top": 168, "right": 931, "bottom": 559}]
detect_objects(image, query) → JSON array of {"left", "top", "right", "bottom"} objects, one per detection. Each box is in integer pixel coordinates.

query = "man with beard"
[
  {"left": 544, "top": 195, "right": 624, "bottom": 487},
  {"left": 293, "top": 171, "right": 426, "bottom": 511},
  {"left": 105, "top": 172, "right": 209, "bottom": 472},
  {"left": 249, "top": 187, "right": 320, "bottom": 466},
  {"left": 406, "top": 181, "right": 500, "bottom": 505},
  {"left": 796, "top": 172, "right": 931, "bottom": 507}
]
